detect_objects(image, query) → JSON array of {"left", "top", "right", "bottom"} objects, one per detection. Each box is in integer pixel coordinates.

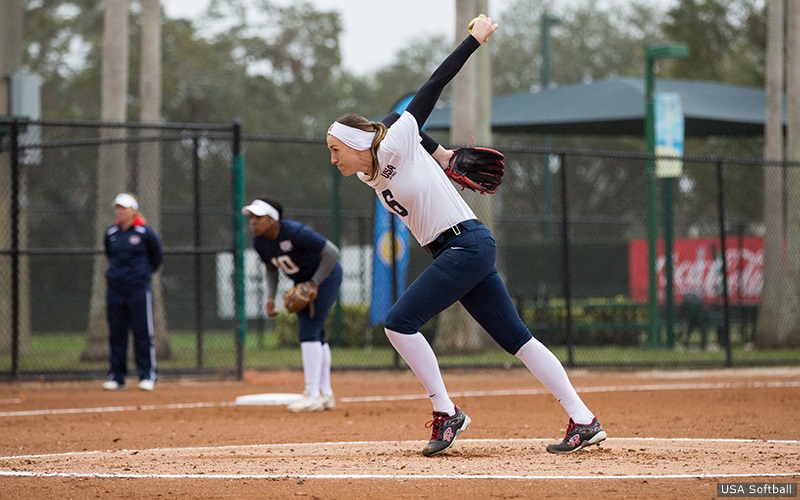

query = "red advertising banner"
[{"left": 628, "top": 236, "right": 763, "bottom": 304}]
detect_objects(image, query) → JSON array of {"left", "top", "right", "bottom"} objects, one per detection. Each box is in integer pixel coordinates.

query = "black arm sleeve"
[
  {"left": 404, "top": 36, "right": 481, "bottom": 131},
  {"left": 380, "top": 113, "right": 440, "bottom": 156}
]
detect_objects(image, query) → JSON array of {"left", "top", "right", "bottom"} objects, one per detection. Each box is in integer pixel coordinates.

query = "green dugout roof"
[{"left": 425, "top": 77, "right": 783, "bottom": 137}]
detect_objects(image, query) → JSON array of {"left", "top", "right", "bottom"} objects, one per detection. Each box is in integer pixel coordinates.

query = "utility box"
[{"left": 10, "top": 71, "right": 42, "bottom": 164}]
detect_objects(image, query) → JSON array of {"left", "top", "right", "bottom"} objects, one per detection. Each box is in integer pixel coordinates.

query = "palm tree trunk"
[
  {"left": 82, "top": 0, "right": 130, "bottom": 361},
  {"left": 778, "top": 0, "right": 800, "bottom": 347},
  {"left": 434, "top": 0, "right": 493, "bottom": 353},
  {"left": 0, "top": 0, "right": 24, "bottom": 354},
  {"left": 138, "top": 0, "right": 171, "bottom": 359},
  {"left": 757, "top": 0, "right": 786, "bottom": 347}
]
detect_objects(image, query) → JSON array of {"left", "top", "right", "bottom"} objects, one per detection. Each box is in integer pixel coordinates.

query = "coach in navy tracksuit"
[{"left": 102, "top": 193, "right": 163, "bottom": 391}]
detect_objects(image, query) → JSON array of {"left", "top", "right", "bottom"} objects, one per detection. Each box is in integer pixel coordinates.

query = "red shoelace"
[
  {"left": 425, "top": 413, "right": 447, "bottom": 440},
  {"left": 561, "top": 419, "right": 576, "bottom": 439}
]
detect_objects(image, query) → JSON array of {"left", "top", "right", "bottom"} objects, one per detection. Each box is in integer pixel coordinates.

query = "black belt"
[{"left": 424, "top": 219, "right": 481, "bottom": 254}]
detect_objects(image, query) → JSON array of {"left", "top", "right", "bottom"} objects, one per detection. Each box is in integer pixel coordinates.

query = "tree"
[
  {"left": 757, "top": 0, "right": 786, "bottom": 347},
  {"left": 663, "top": 0, "right": 765, "bottom": 85},
  {"left": 491, "top": 0, "right": 665, "bottom": 96},
  {"left": 778, "top": 0, "right": 800, "bottom": 347},
  {"left": 137, "top": 0, "right": 171, "bottom": 358},
  {"left": 21, "top": 0, "right": 106, "bottom": 119},
  {"left": 433, "top": 0, "right": 494, "bottom": 354},
  {"left": 0, "top": 0, "right": 25, "bottom": 355},
  {"left": 82, "top": 0, "right": 130, "bottom": 362},
  {"left": 196, "top": 0, "right": 346, "bottom": 134}
]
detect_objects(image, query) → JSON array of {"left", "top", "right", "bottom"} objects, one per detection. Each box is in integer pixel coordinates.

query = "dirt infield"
[{"left": 1, "top": 367, "right": 798, "bottom": 499}]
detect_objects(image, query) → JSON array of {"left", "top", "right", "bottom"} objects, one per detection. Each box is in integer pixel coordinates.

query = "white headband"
[
  {"left": 113, "top": 193, "right": 139, "bottom": 210},
  {"left": 327, "top": 121, "right": 375, "bottom": 151},
  {"left": 241, "top": 199, "right": 280, "bottom": 221}
]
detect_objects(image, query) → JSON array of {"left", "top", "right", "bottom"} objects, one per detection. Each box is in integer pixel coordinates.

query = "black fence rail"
[{"left": 1, "top": 117, "right": 799, "bottom": 381}]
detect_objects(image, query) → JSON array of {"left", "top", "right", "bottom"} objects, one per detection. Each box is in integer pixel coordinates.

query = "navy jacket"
[{"left": 104, "top": 217, "right": 163, "bottom": 292}]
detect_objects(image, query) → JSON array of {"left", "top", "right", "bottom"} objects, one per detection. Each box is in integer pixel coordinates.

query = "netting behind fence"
[{"left": 1, "top": 118, "right": 799, "bottom": 380}]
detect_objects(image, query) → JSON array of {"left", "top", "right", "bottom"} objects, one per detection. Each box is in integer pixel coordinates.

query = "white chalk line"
[
  {"left": 1, "top": 379, "right": 799, "bottom": 418},
  {"left": 0, "top": 401, "right": 234, "bottom": 418},
  {"left": 0, "top": 437, "right": 798, "bottom": 481},
  {"left": 1, "top": 436, "right": 798, "bottom": 461},
  {"left": 2, "top": 378, "right": 798, "bottom": 482},
  {"left": 341, "top": 379, "right": 800, "bottom": 403},
  {"left": 0, "top": 470, "right": 797, "bottom": 481}
]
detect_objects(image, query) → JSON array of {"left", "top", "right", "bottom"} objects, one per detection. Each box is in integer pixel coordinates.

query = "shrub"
[{"left": 524, "top": 297, "right": 647, "bottom": 346}]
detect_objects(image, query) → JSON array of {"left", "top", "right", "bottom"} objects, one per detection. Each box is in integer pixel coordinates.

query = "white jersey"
[{"left": 358, "top": 112, "right": 476, "bottom": 247}]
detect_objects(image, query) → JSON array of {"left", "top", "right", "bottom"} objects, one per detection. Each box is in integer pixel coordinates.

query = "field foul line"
[
  {"left": 1, "top": 437, "right": 797, "bottom": 461},
  {"left": 1, "top": 380, "right": 799, "bottom": 418},
  {"left": 1, "top": 438, "right": 797, "bottom": 481},
  {"left": 0, "top": 470, "right": 798, "bottom": 481},
  {"left": 0, "top": 401, "right": 234, "bottom": 418},
  {"left": 341, "top": 379, "right": 800, "bottom": 402}
]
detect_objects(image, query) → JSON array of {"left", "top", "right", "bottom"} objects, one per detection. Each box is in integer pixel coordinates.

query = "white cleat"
[
  {"left": 102, "top": 380, "right": 125, "bottom": 391},
  {"left": 321, "top": 393, "right": 336, "bottom": 411},
  {"left": 287, "top": 392, "right": 325, "bottom": 413},
  {"left": 138, "top": 379, "right": 156, "bottom": 391}
]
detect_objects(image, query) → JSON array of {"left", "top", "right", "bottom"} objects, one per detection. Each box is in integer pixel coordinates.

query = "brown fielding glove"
[
  {"left": 444, "top": 146, "right": 505, "bottom": 195},
  {"left": 283, "top": 281, "right": 318, "bottom": 316}
]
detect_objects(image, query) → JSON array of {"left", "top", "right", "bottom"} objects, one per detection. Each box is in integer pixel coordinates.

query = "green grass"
[{"left": 2, "top": 330, "right": 799, "bottom": 376}]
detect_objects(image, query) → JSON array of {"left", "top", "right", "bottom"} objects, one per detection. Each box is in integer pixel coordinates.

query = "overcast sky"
[
  {"left": 164, "top": 0, "right": 683, "bottom": 75},
  {"left": 164, "top": 0, "right": 522, "bottom": 75}
]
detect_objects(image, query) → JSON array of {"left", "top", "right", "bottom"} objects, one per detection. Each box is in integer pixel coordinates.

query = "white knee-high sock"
[
  {"left": 300, "top": 341, "right": 323, "bottom": 398},
  {"left": 385, "top": 329, "right": 455, "bottom": 415},
  {"left": 320, "top": 342, "right": 333, "bottom": 397},
  {"left": 515, "top": 337, "right": 595, "bottom": 424}
]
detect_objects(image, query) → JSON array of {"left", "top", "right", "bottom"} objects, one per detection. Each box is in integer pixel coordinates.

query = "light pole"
[
  {"left": 541, "top": 13, "right": 562, "bottom": 240},
  {"left": 645, "top": 43, "right": 688, "bottom": 349}
]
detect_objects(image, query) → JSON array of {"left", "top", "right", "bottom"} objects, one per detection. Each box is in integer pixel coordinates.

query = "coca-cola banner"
[{"left": 628, "top": 237, "right": 763, "bottom": 304}]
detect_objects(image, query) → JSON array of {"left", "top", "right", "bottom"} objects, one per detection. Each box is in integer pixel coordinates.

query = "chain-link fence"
[
  {"left": 1, "top": 117, "right": 799, "bottom": 380},
  {"left": 0, "top": 118, "right": 239, "bottom": 379}
]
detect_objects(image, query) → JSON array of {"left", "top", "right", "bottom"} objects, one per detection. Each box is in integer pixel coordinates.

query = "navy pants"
[
  {"left": 297, "top": 263, "right": 343, "bottom": 343},
  {"left": 106, "top": 284, "right": 156, "bottom": 383},
  {"left": 384, "top": 222, "right": 533, "bottom": 354}
]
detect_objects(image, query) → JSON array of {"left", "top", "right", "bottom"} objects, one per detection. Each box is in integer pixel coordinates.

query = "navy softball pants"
[
  {"left": 297, "top": 263, "right": 343, "bottom": 343},
  {"left": 106, "top": 284, "right": 156, "bottom": 383},
  {"left": 384, "top": 222, "right": 533, "bottom": 354}
]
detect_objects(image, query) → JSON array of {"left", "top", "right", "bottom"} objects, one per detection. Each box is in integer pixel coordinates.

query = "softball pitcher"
[{"left": 326, "top": 15, "right": 606, "bottom": 456}]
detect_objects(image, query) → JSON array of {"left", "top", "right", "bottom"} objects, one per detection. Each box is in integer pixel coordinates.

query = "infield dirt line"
[
  {"left": 0, "top": 437, "right": 797, "bottom": 481},
  {"left": 2, "top": 436, "right": 798, "bottom": 461},
  {"left": 0, "top": 470, "right": 798, "bottom": 480},
  {"left": 2, "top": 379, "right": 799, "bottom": 418}
]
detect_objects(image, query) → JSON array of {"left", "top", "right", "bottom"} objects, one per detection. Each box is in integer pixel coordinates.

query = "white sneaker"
[
  {"left": 102, "top": 380, "right": 124, "bottom": 391},
  {"left": 321, "top": 393, "right": 336, "bottom": 411},
  {"left": 287, "top": 392, "right": 324, "bottom": 413},
  {"left": 138, "top": 379, "right": 155, "bottom": 391}
]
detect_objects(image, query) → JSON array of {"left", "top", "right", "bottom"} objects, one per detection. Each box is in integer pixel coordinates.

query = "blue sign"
[
  {"left": 369, "top": 204, "right": 410, "bottom": 326},
  {"left": 655, "top": 92, "right": 684, "bottom": 178}
]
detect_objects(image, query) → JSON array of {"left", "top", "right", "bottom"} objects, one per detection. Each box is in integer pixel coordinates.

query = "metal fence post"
[
  {"left": 192, "top": 135, "right": 204, "bottom": 369},
  {"left": 559, "top": 153, "right": 574, "bottom": 367},
  {"left": 716, "top": 159, "right": 732, "bottom": 367},
  {"left": 10, "top": 119, "right": 20, "bottom": 376},
  {"left": 232, "top": 120, "right": 246, "bottom": 379}
]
